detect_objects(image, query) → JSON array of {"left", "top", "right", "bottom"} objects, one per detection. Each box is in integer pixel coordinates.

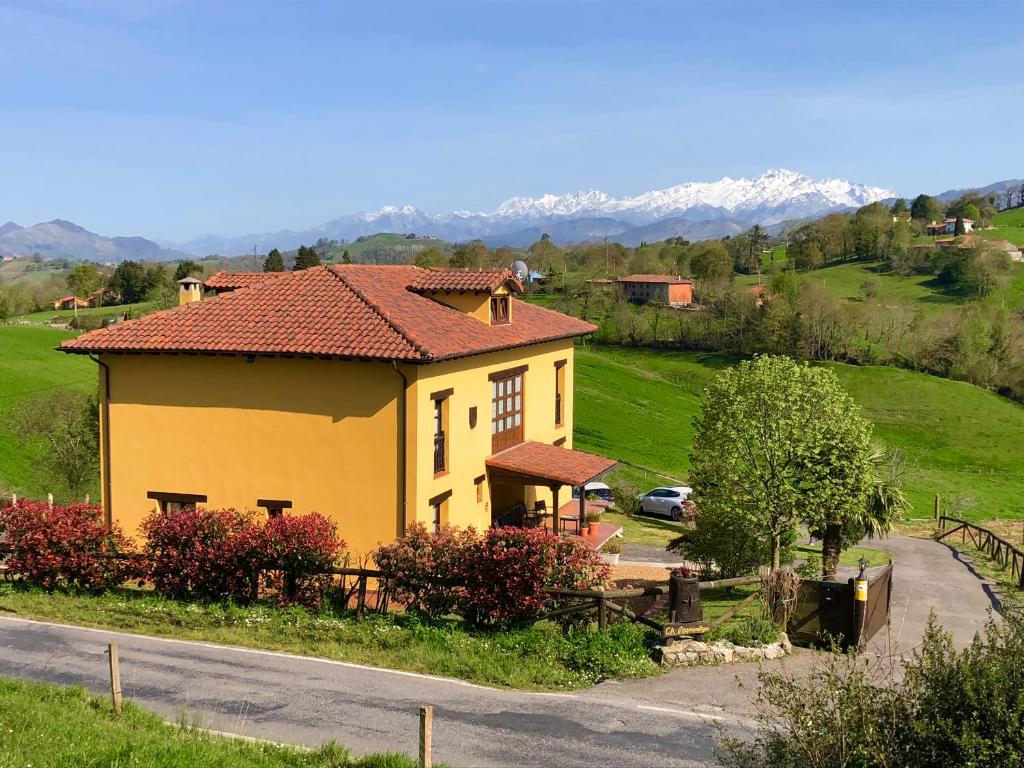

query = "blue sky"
[{"left": 1, "top": 0, "right": 1022, "bottom": 242}]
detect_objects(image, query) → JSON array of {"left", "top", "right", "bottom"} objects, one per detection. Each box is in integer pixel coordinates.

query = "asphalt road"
[
  {"left": 0, "top": 616, "right": 747, "bottom": 767},
  {"left": 0, "top": 535, "right": 996, "bottom": 766}
]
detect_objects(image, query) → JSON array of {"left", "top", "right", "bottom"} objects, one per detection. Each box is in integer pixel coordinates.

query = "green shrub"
[
  {"left": 716, "top": 613, "right": 1024, "bottom": 767},
  {"left": 795, "top": 554, "right": 821, "bottom": 580},
  {"left": 608, "top": 481, "right": 641, "bottom": 517},
  {"left": 668, "top": 509, "right": 794, "bottom": 578},
  {"left": 563, "top": 620, "right": 657, "bottom": 682},
  {"left": 706, "top": 616, "right": 779, "bottom": 647}
]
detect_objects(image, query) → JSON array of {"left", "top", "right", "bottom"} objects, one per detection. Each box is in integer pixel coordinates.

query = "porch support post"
[
  {"left": 551, "top": 484, "right": 560, "bottom": 534},
  {"left": 579, "top": 484, "right": 587, "bottom": 532}
]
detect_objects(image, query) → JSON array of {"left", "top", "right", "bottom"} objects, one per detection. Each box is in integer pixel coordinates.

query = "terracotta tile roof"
[
  {"left": 409, "top": 268, "right": 521, "bottom": 293},
  {"left": 486, "top": 441, "right": 618, "bottom": 487},
  {"left": 60, "top": 265, "right": 596, "bottom": 362},
  {"left": 618, "top": 274, "right": 692, "bottom": 284},
  {"left": 204, "top": 270, "right": 288, "bottom": 291}
]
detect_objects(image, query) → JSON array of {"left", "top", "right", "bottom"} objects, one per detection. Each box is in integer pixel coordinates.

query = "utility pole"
[{"left": 252, "top": 245, "right": 257, "bottom": 272}]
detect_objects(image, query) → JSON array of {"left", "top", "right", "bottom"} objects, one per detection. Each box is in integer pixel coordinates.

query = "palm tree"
[{"left": 821, "top": 446, "right": 911, "bottom": 578}]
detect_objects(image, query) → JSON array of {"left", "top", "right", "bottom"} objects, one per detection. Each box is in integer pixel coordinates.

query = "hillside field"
[
  {"left": 574, "top": 345, "right": 1024, "bottom": 521},
  {"left": 983, "top": 207, "right": 1024, "bottom": 245},
  {"left": 2, "top": 325, "right": 1023, "bottom": 521},
  {"left": 0, "top": 326, "right": 96, "bottom": 500}
]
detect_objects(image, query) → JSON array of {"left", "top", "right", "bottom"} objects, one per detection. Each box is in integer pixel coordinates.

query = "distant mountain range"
[
  {"left": 177, "top": 169, "right": 896, "bottom": 254},
  {"left": 5, "top": 170, "right": 1021, "bottom": 263},
  {"left": 0, "top": 219, "right": 186, "bottom": 263}
]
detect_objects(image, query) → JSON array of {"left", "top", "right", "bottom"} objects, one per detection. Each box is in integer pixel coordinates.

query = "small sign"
[{"left": 854, "top": 580, "right": 868, "bottom": 602}]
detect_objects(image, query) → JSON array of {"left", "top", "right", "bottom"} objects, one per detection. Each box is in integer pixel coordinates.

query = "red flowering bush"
[
  {"left": 462, "top": 527, "right": 609, "bottom": 628},
  {"left": 375, "top": 524, "right": 608, "bottom": 628},
  {"left": 142, "top": 507, "right": 265, "bottom": 602},
  {"left": 263, "top": 512, "right": 344, "bottom": 609},
  {"left": 374, "top": 523, "right": 476, "bottom": 617},
  {"left": 0, "top": 500, "right": 137, "bottom": 592}
]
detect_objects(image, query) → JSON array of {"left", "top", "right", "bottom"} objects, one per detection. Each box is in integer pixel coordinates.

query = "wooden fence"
[
  {"left": 539, "top": 574, "right": 761, "bottom": 636},
  {"left": 938, "top": 515, "right": 1024, "bottom": 589}
]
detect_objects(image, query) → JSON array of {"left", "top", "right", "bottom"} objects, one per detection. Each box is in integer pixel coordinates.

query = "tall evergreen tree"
[
  {"left": 341, "top": 249, "right": 351, "bottom": 264},
  {"left": 263, "top": 248, "right": 285, "bottom": 272},
  {"left": 293, "top": 244, "right": 321, "bottom": 270},
  {"left": 954, "top": 213, "right": 966, "bottom": 236},
  {"left": 173, "top": 260, "right": 203, "bottom": 282}
]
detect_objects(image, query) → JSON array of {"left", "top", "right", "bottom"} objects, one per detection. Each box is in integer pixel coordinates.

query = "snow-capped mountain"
[{"left": 176, "top": 169, "right": 895, "bottom": 255}]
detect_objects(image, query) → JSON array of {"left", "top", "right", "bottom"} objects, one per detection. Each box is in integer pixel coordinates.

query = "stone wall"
[{"left": 656, "top": 632, "right": 792, "bottom": 667}]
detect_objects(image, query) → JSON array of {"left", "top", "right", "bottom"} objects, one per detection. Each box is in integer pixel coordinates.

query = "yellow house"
[{"left": 60, "top": 265, "right": 616, "bottom": 556}]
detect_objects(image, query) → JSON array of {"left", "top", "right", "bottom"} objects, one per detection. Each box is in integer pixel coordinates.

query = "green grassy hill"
[
  {"left": 13, "top": 301, "right": 153, "bottom": 325},
  {"left": 574, "top": 345, "right": 1024, "bottom": 521},
  {"left": 325, "top": 233, "right": 450, "bottom": 264},
  {"left": 983, "top": 207, "right": 1024, "bottom": 245},
  {"left": 0, "top": 326, "right": 96, "bottom": 500},
  {"left": 740, "top": 259, "right": 1024, "bottom": 315}
]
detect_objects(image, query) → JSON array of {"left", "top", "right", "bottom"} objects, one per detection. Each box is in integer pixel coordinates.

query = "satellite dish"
[{"left": 510, "top": 259, "right": 529, "bottom": 280}]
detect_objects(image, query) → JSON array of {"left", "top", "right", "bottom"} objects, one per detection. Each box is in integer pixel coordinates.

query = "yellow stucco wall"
[
  {"left": 424, "top": 291, "right": 489, "bottom": 322},
  {"left": 405, "top": 338, "right": 574, "bottom": 530},
  {"left": 99, "top": 336, "right": 576, "bottom": 557},
  {"left": 101, "top": 354, "right": 403, "bottom": 557}
]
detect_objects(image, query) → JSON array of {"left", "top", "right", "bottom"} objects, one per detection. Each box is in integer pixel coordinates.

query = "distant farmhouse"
[
  {"left": 618, "top": 274, "right": 694, "bottom": 306},
  {"left": 926, "top": 218, "right": 975, "bottom": 235},
  {"left": 53, "top": 295, "right": 90, "bottom": 311}
]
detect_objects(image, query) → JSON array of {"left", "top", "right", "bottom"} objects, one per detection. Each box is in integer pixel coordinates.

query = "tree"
[
  {"left": 449, "top": 240, "right": 488, "bottom": 268},
  {"left": 341, "top": 249, "right": 352, "bottom": 264},
  {"left": 294, "top": 244, "right": 321, "bottom": 270},
  {"left": 891, "top": 197, "right": 908, "bottom": 216},
  {"left": 910, "top": 194, "right": 943, "bottom": 223},
  {"left": 66, "top": 263, "right": 102, "bottom": 298},
  {"left": 689, "top": 356, "right": 874, "bottom": 571},
  {"left": 688, "top": 241, "right": 733, "bottom": 283},
  {"left": 953, "top": 213, "right": 966, "bottom": 236},
  {"left": 15, "top": 389, "right": 99, "bottom": 499},
  {"left": 413, "top": 247, "right": 445, "bottom": 268},
  {"left": 263, "top": 248, "right": 285, "bottom": 272},
  {"left": 173, "top": 260, "right": 203, "bottom": 282},
  {"left": 107, "top": 260, "right": 148, "bottom": 303}
]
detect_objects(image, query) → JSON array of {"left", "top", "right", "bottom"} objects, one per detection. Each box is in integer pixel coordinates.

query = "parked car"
[
  {"left": 636, "top": 486, "right": 693, "bottom": 521},
  {"left": 571, "top": 481, "right": 615, "bottom": 505}
]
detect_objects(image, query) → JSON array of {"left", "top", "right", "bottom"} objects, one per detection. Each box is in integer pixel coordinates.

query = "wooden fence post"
[
  {"left": 108, "top": 643, "right": 122, "bottom": 714},
  {"left": 598, "top": 595, "right": 608, "bottom": 629},
  {"left": 47, "top": 493, "right": 53, "bottom": 509},
  {"left": 356, "top": 574, "right": 368, "bottom": 620},
  {"left": 419, "top": 705, "right": 433, "bottom": 768},
  {"left": 934, "top": 494, "right": 940, "bottom": 521}
]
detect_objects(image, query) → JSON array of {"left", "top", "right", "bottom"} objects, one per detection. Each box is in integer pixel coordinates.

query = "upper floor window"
[
  {"left": 490, "top": 366, "right": 526, "bottom": 453},
  {"left": 431, "top": 388, "right": 452, "bottom": 475},
  {"left": 490, "top": 296, "right": 510, "bottom": 325},
  {"left": 554, "top": 359, "right": 566, "bottom": 427}
]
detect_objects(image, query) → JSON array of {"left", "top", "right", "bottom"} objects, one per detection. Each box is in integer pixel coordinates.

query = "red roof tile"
[
  {"left": 204, "top": 271, "right": 288, "bottom": 291},
  {"left": 486, "top": 441, "right": 617, "bottom": 486},
  {"left": 618, "top": 274, "right": 692, "bottom": 284},
  {"left": 60, "top": 265, "right": 596, "bottom": 362},
  {"left": 409, "top": 268, "right": 521, "bottom": 293}
]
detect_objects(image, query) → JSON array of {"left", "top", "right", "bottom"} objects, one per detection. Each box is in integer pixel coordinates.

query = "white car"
[
  {"left": 571, "top": 481, "right": 615, "bottom": 504},
  {"left": 637, "top": 486, "right": 693, "bottom": 521}
]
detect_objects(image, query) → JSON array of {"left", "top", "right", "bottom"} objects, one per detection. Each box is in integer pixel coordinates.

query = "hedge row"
[
  {"left": 0, "top": 501, "right": 343, "bottom": 609},
  {"left": 0, "top": 502, "right": 609, "bottom": 625},
  {"left": 375, "top": 523, "right": 609, "bottom": 628}
]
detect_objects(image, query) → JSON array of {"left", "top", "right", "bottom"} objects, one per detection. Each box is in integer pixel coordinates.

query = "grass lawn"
[
  {"left": 793, "top": 544, "right": 891, "bottom": 569},
  {"left": 573, "top": 345, "right": 1024, "bottom": 521},
  {"left": 599, "top": 508, "right": 683, "bottom": 548},
  {"left": 0, "top": 583, "right": 659, "bottom": 691},
  {"left": 0, "top": 325, "right": 96, "bottom": 500},
  {"left": 0, "top": 677, "right": 423, "bottom": 768},
  {"left": 14, "top": 301, "right": 153, "bottom": 324}
]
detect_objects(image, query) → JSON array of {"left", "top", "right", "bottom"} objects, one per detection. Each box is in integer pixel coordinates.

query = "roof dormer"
[{"left": 408, "top": 268, "right": 522, "bottom": 325}]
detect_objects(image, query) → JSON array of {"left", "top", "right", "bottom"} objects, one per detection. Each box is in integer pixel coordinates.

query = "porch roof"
[{"left": 485, "top": 441, "right": 617, "bottom": 487}]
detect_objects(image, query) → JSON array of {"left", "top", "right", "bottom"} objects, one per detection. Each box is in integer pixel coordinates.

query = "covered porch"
[{"left": 485, "top": 441, "right": 620, "bottom": 550}]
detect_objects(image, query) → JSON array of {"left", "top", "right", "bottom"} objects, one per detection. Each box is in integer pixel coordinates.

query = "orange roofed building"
[
  {"left": 618, "top": 274, "right": 694, "bottom": 306},
  {"left": 60, "top": 265, "right": 616, "bottom": 556}
]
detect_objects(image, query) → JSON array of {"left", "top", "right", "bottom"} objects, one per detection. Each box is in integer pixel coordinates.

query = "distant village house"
[
  {"left": 926, "top": 218, "right": 975, "bottom": 236},
  {"left": 53, "top": 295, "right": 90, "bottom": 311},
  {"left": 618, "top": 274, "right": 694, "bottom": 306}
]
